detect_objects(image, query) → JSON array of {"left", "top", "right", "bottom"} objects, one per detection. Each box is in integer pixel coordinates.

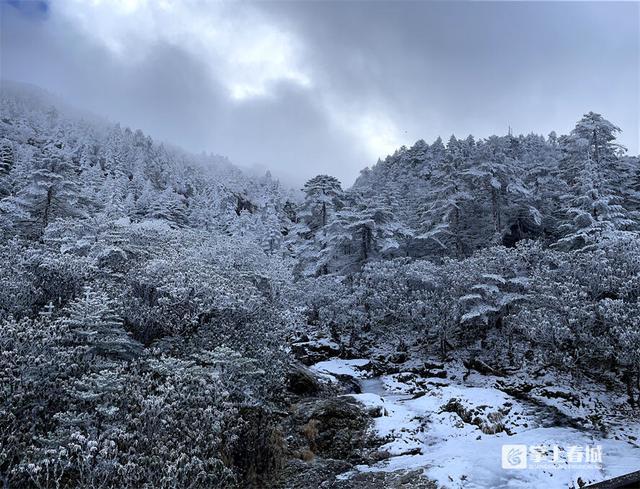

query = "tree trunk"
[
  {"left": 623, "top": 369, "right": 636, "bottom": 408},
  {"left": 42, "top": 186, "right": 54, "bottom": 235},
  {"left": 491, "top": 187, "right": 501, "bottom": 233},
  {"left": 361, "top": 227, "right": 371, "bottom": 261},
  {"left": 453, "top": 207, "right": 463, "bottom": 258},
  {"left": 440, "top": 334, "right": 447, "bottom": 360}
]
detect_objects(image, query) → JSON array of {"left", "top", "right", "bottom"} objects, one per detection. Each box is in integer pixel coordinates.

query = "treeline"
[
  {"left": 289, "top": 112, "right": 639, "bottom": 275},
  {"left": 0, "top": 83, "right": 293, "bottom": 247}
]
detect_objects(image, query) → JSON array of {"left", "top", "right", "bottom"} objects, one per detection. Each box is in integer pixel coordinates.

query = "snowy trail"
[{"left": 311, "top": 358, "right": 640, "bottom": 489}]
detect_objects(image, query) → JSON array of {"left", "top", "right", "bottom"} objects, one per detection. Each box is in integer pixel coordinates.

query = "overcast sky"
[{"left": 1, "top": 0, "right": 638, "bottom": 187}]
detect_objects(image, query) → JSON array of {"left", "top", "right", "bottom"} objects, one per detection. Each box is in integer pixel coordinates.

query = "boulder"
[
  {"left": 291, "top": 339, "right": 341, "bottom": 365},
  {"left": 463, "top": 358, "right": 506, "bottom": 377},
  {"left": 422, "top": 360, "right": 445, "bottom": 370},
  {"left": 281, "top": 458, "right": 352, "bottom": 489},
  {"left": 369, "top": 360, "right": 399, "bottom": 376},
  {"left": 334, "top": 373, "right": 362, "bottom": 394},
  {"left": 287, "top": 364, "right": 321, "bottom": 396},
  {"left": 420, "top": 368, "right": 447, "bottom": 379},
  {"left": 333, "top": 469, "right": 438, "bottom": 488},
  {"left": 296, "top": 397, "right": 370, "bottom": 460},
  {"left": 440, "top": 398, "right": 505, "bottom": 435},
  {"left": 495, "top": 380, "right": 535, "bottom": 398},
  {"left": 366, "top": 405, "right": 387, "bottom": 418},
  {"left": 537, "top": 388, "right": 581, "bottom": 407}
]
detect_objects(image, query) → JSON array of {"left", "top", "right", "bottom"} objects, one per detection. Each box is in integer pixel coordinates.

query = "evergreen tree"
[
  {"left": 464, "top": 136, "right": 524, "bottom": 239},
  {"left": 63, "top": 287, "right": 141, "bottom": 362},
  {"left": 147, "top": 187, "right": 188, "bottom": 226},
  {"left": 292, "top": 175, "right": 344, "bottom": 276},
  {"left": 300, "top": 174, "right": 343, "bottom": 231},
  {"left": 324, "top": 197, "right": 407, "bottom": 272},
  {"left": 555, "top": 113, "right": 634, "bottom": 250},
  {"left": 0, "top": 138, "right": 14, "bottom": 179},
  {"left": 261, "top": 203, "right": 284, "bottom": 253},
  {"left": 17, "top": 142, "right": 82, "bottom": 238},
  {"left": 419, "top": 135, "right": 472, "bottom": 257}
]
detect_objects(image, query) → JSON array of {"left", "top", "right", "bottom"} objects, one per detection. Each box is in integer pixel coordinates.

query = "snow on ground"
[
  {"left": 315, "top": 358, "right": 640, "bottom": 489},
  {"left": 310, "top": 358, "right": 371, "bottom": 379},
  {"left": 357, "top": 425, "right": 640, "bottom": 489}
]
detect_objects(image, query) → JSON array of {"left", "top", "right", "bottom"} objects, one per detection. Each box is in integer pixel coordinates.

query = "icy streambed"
[{"left": 311, "top": 358, "right": 640, "bottom": 489}]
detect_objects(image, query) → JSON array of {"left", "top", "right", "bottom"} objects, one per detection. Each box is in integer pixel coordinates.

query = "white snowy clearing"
[
  {"left": 312, "top": 358, "right": 640, "bottom": 489},
  {"left": 311, "top": 358, "right": 371, "bottom": 379}
]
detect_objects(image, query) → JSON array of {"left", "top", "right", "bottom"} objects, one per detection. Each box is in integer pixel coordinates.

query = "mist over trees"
[{"left": 1, "top": 83, "right": 639, "bottom": 488}]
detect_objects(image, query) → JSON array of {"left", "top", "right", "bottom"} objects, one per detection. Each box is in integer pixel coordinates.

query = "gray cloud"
[
  {"left": 1, "top": 1, "right": 638, "bottom": 187},
  {"left": 258, "top": 1, "right": 639, "bottom": 150}
]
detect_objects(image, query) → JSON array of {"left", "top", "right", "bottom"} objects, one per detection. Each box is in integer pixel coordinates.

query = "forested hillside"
[{"left": 1, "top": 83, "right": 639, "bottom": 488}]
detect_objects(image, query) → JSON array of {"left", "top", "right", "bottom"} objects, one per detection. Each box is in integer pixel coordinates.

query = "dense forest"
[{"left": 1, "top": 83, "right": 639, "bottom": 488}]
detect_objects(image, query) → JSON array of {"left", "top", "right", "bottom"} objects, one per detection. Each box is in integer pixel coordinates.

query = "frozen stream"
[{"left": 311, "top": 358, "right": 640, "bottom": 489}]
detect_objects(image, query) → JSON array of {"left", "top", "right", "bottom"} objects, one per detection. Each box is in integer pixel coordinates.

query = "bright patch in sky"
[
  {"left": 329, "top": 107, "right": 405, "bottom": 162},
  {"left": 54, "top": 0, "right": 311, "bottom": 101},
  {"left": 52, "top": 0, "right": 397, "bottom": 162},
  {"left": 356, "top": 113, "right": 404, "bottom": 160}
]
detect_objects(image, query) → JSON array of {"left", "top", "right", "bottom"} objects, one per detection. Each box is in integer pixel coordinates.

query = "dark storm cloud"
[
  {"left": 257, "top": 1, "right": 639, "bottom": 153},
  {"left": 1, "top": 1, "right": 638, "bottom": 187}
]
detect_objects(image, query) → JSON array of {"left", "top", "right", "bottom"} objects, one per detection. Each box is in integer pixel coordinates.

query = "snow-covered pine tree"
[
  {"left": 555, "top": 113, "right": 635, "bottom": 250},
  {"left": 147, "top": 187, "right": 188, "bottom": 226},
  {"left": 0, "top": 138, "right": 14, "bottom": 178},
  {"left": 459, "top": 273, "right": 527, "bottom": 327},
  {"left": 300, "top": 174, "right": 343, "bottom": 231},
  {"left": 16, "top": 141, "right": 83, "bottom": 238},
  {"left": 324, "top": 194, "right": 408, "bottom": 273},
  {"left": 63, "top": 287, "right": 141, "bottom": 362},
  {"left": 463, "top": 135, "right": 527, "bottom": 244},
  {"left": 419, "top": 135, "right": 473, "bottom": 258},
  {"left": 292, "top": 175, "right": 344, "bottom": 276},
  {"left": 516, "top": 132, "right": 563, "bottom": 240},
  {"left": 261, "top": 203, "right": 284, "bottom": 253}
]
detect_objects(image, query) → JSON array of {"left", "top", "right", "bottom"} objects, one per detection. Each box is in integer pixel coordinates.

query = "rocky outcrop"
[
  {"left": 280, "top": 458, "right": 353, "bottom": 488},
  {"left": 278, "top": 367, "right": 379, "bottom": 488},
  {"left": 291, "top": 339, "right": 341, "bottom": 366},
  {"left": 333, "top": 470, "right": 438, "bottom": 488},
  {"left": 333, "top": 374, "right": 362, "bottom": 394},
  {"left": 463, "top": 358, "right": 506, "bottom": 377},
  {"left": 537, "top": 388, "right": 581, "bottom": 407},
  {"left": 286, "top": 364, "right": 321, "bottom": 396},
  {"left": 295, "top": 397, "right": 370, "bottom": 461},
  {"left": 226, "top": 405, "right": 286, "bottom": 488},
  {"left": 440, "top": 398, "right": 507, "bottom": 435},
  {"left": 281, "top": 461, "right": 437, "bottom": 488}
]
